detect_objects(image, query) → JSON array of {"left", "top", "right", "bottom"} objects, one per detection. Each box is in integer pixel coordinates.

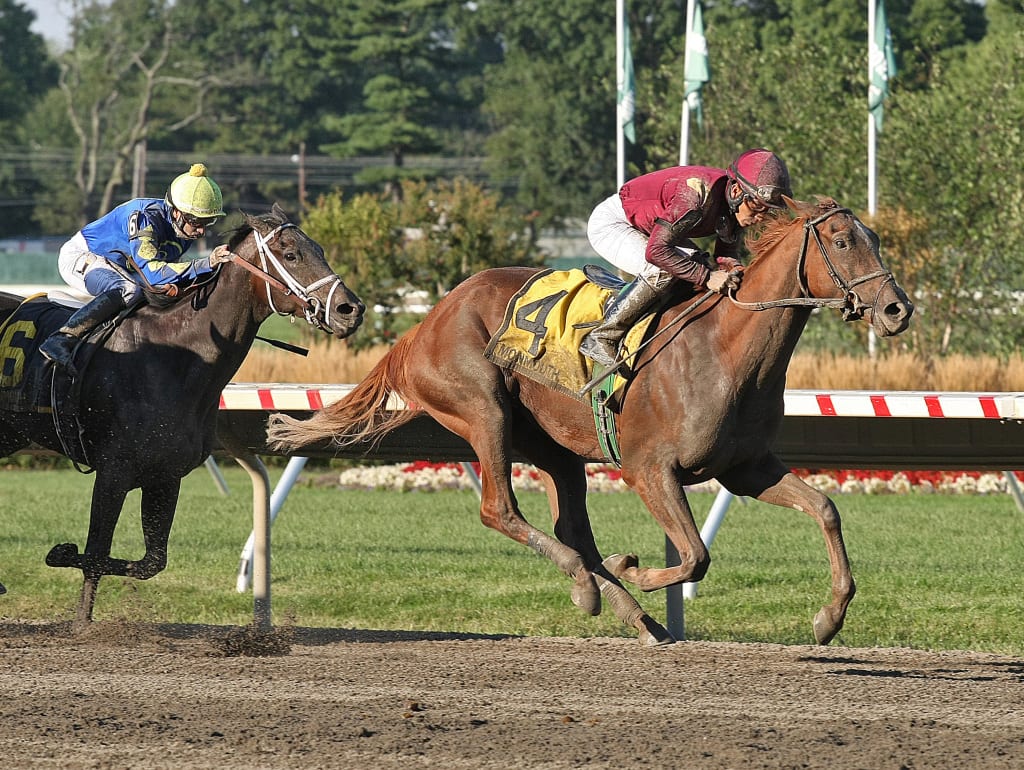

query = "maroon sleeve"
[
  {"left": 640, "top": 178, "right": 712, "bottom": 286},
  {"left": 645, "top": 223, "right": 711, "bottom": 286}
]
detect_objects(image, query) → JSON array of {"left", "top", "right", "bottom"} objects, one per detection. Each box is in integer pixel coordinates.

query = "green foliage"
[
  {"left": 301, "top": 177, "right": 544, "bottom": 347},
  {"left": 0, "top": 0, "right": 57, "bottom": 125},
  {"left": 474, "top": 1, "right": 620, "bottom": 227},
  {"left": 880, "top": 25, "right": 1024, "bottom": 356},
  {"left": 319, "top": 0, "right": 483, "bottom": 185},
  {"left": 0, "top": 0, "right": 59, "bottom": 235},
  {"left": 174, "top": 0, "right": 359, "bottom": 156}
]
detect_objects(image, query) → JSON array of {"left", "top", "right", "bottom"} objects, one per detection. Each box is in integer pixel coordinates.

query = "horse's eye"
[
  {"left": 834, "top": 238, "right": 847, "bottom": 250},
  {"left": 283, "top": 251, "right": 297, "bottom": 262}
]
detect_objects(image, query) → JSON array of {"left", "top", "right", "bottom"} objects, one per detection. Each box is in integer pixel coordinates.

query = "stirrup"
[
  {"left": 579, "top": 336, "right": 619, "bottom": 368},
  {"left": 39, "top": 333, "right": 80, "bottom": 376}
]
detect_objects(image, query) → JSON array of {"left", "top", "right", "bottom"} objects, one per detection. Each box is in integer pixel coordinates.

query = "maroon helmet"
[{"left": 726, "top": 149, "right": 792, "bottom": 212}]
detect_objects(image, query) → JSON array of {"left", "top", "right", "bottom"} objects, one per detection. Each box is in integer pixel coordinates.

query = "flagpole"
[
  {"left": 616, "top": 0, "right": 626, "bottom": 188},
  {"left": 864, "top": 0, "right": 880, "bottom": 360},
  {"left": 867, "top": 0, "right": 877, "bottom": 218},
  {"left": 680, "top": 0, "right": 695, "bottom": 165}
]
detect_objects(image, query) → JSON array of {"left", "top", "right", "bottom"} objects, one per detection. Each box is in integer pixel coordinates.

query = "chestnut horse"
[
  {"left": 0, "top": 204, "right": 364, "bottom": 628},
  {"left": 269, "top": 198, "right": 913, "bottom": 645}
]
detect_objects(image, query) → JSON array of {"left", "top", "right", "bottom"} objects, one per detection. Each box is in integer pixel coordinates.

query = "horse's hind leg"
[
  {"left": 411, "top": 371, "right": 663, "bottom": 640},
  {"left": 520, "top": 437, "right": 672, "bottom": 645},
  {"left": 719, "top": 457, "right": 854, "bottom": 645},
  {"left": 522, "top": 445, "right": 601, "bottom": 614},
  {"left": 128, "top": 477, "right": 181, "bottom": 579},
  {"left": 0, "top": 428, "right": 27, "bottom": 599}
]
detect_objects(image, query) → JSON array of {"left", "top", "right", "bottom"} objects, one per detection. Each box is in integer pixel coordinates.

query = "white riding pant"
[
  {"left": 57, "top": 233, "right": 142, "bottom": 304},
  {"left": 587, "top": 194, "right": 665, "bottom": 283}
]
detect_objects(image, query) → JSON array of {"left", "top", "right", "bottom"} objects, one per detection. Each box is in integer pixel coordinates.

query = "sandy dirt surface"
[{"left": 1, "top": 621, "right": 1022, "bottom": 769}]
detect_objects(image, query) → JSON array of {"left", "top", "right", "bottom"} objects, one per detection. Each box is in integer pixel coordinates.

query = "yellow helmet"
[{"left": 166, "top": 163, "right": 225, "bottom": 219}]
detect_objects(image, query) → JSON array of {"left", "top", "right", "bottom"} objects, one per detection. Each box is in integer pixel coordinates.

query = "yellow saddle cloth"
[{"left": 483, "top": 268, "right": 654, "bottom": 403}]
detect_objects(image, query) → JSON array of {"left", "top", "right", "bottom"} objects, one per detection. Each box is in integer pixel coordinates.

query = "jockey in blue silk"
[{"left": 39, "top": 163, "right": 234, "bottom": 375}]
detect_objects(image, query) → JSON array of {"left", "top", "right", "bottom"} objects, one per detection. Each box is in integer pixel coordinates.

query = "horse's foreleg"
[
  {"left": 128, "top": 478, "right": 181, "bottom": 579},
  {"left": 720, "top": 459, "right": 855, "bottom": 645},
  {"left": 608, "top": 466, "right": 710, "bottom": 592}
]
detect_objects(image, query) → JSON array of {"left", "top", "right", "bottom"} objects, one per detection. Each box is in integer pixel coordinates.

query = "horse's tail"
[{"left": 266, "top": 325, "right": 422, "bottom": 453}]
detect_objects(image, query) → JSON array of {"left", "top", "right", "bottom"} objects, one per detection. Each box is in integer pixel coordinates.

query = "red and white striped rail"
[{"left": 219, "top": 383, "right": 1024, "bottom": 420}]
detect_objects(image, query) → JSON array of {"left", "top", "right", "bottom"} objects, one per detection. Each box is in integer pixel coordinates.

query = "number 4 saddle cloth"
[
  {"left": 484, "top": 268, "right": 656, "bottom": 404},
  {"left": 0, "top": 294, "right": 73, "bottom": 413}
]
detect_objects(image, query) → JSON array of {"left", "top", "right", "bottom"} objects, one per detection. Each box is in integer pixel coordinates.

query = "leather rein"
[{"left": 726, "top": 206, "right": 895, "bottom": 321}]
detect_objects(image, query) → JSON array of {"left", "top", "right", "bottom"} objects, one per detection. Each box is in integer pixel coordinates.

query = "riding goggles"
[{"left": 180, "top": 211, "right": 221, "bottom": 229}]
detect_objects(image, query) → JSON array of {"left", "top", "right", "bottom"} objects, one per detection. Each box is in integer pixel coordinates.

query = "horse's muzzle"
[
  {"left": 870, "top": 284, "right": 914, "bottom": 337},
  {"left": 325, "top": 296, "right": 365, "bottom": 338}
]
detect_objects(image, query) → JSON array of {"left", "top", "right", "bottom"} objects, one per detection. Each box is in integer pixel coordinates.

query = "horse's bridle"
[
  {"left": 728, "top": 206, "right": 896, "bottom": 321},
  {"left": 230, "top": 222, "right": 345, "bottom": 333},
  {"left": 579, "top": 207, "right": 896, "bottom": 396}
]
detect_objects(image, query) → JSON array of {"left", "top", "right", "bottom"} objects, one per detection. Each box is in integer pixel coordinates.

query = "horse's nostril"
[
  {"left": 887, "top": 300, "right": 913, "bottom": 320},
  {"left": 337, "top": 303, "right": 363, "bottom": 318}
]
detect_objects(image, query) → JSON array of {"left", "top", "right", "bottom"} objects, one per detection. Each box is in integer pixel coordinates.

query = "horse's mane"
[{"left": 746, "top": 197, "right": 841, "bottom": 261}]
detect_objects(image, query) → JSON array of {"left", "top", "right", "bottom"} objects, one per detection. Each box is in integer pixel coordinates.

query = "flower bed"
[{"left": 335, "top": 461, "right": 1024, "bottom": 496}]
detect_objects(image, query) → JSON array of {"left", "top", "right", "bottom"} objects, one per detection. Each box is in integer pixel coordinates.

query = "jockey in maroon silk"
[{"left": 579, "top": 148, "right": 793, "bottom": 368}]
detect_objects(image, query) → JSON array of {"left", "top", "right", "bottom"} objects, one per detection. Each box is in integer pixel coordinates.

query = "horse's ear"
[
  {"left": 782, "top": 195, "right": 799, "bottom": 212},
  {"left": 271, "top": 202, "right": 290, "bottom": 223}
]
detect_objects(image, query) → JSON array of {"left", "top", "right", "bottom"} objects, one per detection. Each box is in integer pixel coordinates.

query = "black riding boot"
[
  {"left": 578, "top": 277, "right": 667, "bottom": 367},
  {"left": 39, "top": 289, "right": 127, "bottom": 376}
]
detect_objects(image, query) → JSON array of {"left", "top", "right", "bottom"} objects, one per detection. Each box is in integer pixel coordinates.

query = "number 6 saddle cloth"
[
  {"left": 484, "top": 268, "right": 656, "bottom": 404},
  {"left": 0, "top": 294, "right": 74, "bottom": 413}
]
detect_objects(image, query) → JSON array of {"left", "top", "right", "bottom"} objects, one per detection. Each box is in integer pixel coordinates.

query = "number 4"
[{"left": 514, "top": 290, "right": 567, "bottom": 357}]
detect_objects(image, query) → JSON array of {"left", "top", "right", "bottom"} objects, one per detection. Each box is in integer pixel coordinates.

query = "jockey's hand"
[
  {"left": 715, "top": 256, "right": 743, "bottom": 271},
  {"left": 209, "top": 245, "right": 235, "bottom": 266},
  {"left": 161, "top": 283, "right": 179, "bottom": 298},
  {"left": 706, "top": 268, "right": 742, "bottom": 295}
]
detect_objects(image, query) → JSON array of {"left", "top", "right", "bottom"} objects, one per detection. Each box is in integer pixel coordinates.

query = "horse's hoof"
[
  {"left": 602, "top": 553, "right": 639, "bottom": 579},
  {"left": 0, "top": 581, "right": 6, "bottom": 595},
  {"left": 637, "top": 615, "right": 675, "bottom": 647},
  {"left": 126, "top": 560, "right": 162, "bottom": 580},
  {"left": 812, "top": 607, "right": 844, "bottom": 645},
  {"left": 570, "top": 573, "right": 601, "bottom": 616},
  {"left": 45, "top": 543, "right": 80, "bottom": 568}
]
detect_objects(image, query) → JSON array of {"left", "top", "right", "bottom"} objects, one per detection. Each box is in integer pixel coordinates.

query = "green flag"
[
  {"left": 684, "top": 1, "right": 710, "bottom": 130},
  {"left": 869, "top": 0, "right": 897, "bottom": 132},
  {"left": 619, "top": 13, "right": 636, "bottom": 143}
]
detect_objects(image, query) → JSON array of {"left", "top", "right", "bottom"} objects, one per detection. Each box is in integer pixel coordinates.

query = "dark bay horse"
[
  {"left": 268, "top": 198, "right": 913, "bottom": 645},
  {"left": 0, "top": 204, "right": 364, "bottom": 627}
]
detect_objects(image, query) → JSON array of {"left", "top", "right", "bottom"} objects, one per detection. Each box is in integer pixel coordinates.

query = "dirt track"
[{"left": 1, "top": 621, "right": 1022, "bottom": 769}]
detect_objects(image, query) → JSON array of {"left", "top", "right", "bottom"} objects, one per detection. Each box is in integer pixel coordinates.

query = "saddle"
[
  {"left": 483, "top": 268, "right": 664, "bottom": 466},
  {"left": 0, "top": 295, "right": 74, "bottom": 413},
  {"left": 0, "top": 294, "right": 129, "bottom": 469}
]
